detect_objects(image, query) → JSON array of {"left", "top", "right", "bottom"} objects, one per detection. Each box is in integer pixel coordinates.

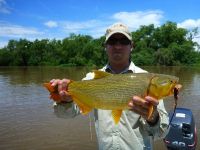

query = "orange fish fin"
[
  {"left": 93, "top": 70, "right": 111, "bottom": 79},
  {"left": 43, "top": 83, "right": 56, "bottom": 93},
  {"left": 71, "top": 96, "right": 92, "bottom": 115},
  {"left": 112, "top": 110, "right": 122, "bottom": 124},
  {"left": 50, "top": 93, "right": 62, "bottom": 102},
  {"left": 43, "top": 83, "right": 62, "bottom": 102},
  {"left": 147, "top": 104, "right": 154, "bottom": 119}
]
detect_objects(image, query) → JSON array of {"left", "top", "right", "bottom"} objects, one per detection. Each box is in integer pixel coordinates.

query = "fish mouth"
[
  {"left": 174, "top": 84, "right": 182, "bottom": 99},
  {"left": 175, "top": 84, "right": 182, "bottom": 90}
]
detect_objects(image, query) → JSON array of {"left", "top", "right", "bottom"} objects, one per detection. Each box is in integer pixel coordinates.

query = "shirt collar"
[{"left": 105, "top": 62, "right": 134, "bottom": 74}]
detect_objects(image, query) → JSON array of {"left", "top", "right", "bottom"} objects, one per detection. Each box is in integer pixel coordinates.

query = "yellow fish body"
[{"left": 44, "top": 70, "right": 180, "bottom": 124}]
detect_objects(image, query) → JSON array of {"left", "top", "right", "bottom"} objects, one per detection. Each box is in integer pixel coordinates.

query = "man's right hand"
[{"left": 50, "top": 79, "right": 72, "bottom": 102}]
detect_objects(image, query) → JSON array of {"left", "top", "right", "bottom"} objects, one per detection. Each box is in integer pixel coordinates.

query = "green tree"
[
  {"left": 0, "top": 48, "right": 13, "bottom": 66},
  {"left": 1, "top": 21, "right": 200, "bottom": 66},
  {"left": 8, "top": 39, "right": 32, "bottom": 66}
]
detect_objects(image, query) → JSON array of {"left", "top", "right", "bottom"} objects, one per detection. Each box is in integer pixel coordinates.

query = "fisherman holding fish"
[{"left": 48, "top": 23, "right": 171, "bottom": 150}]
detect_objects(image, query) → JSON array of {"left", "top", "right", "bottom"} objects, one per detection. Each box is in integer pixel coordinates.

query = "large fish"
[{"left": 44, "top": 70, "right": 181, "bottom": 124}]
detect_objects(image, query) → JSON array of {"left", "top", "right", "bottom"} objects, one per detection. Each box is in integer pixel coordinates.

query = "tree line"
[{"left": 0, "top": 21, "right": 200, "bottom": 67}]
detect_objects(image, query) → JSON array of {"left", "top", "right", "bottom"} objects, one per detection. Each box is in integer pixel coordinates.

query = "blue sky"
[{"left": 0, "top": 0, "right": 200, "bottom": 48}]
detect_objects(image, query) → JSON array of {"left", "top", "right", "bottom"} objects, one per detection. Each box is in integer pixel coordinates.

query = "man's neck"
[{"left": 109, "top": 61, "right": 130, "bottom": 74}]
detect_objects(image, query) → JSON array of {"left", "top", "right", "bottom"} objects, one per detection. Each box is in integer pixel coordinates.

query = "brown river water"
[{"left": 0, "top": 66, "right": 199, "bottom": 150}]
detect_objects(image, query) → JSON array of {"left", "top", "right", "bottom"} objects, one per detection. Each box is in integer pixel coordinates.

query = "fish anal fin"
[
  {"left": 112, "top": 110, "right": 122, "bottom": 124},
  {"left": 71, "top": 96, "right": 92, "bottom": 115},
  {"left": 93, "top": 70, "right": 111, "bottom": 79}
]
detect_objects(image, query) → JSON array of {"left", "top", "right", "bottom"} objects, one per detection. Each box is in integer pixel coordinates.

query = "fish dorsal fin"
[
  {"left": 111, "top": 110, "right": 122, "bottom": 124},
  {"left": 93, "top": 70, "right": 111, "bottom": 79}
]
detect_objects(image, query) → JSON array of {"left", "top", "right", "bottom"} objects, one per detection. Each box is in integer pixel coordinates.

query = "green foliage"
[
  {"left": 0, "top": 48, "right": 13, "bottom": 66},
  {"left": 132, "top": 22, "right": 200, "bottom": 66},
  {"left": 0, "top": 21, "right": 200, "bottom": 66},
  {"left": 154, "top": 48, "right": 174, "bottom": 65},
  {"left": 131, "top": 48, "right": 155, "bottom": 66}
]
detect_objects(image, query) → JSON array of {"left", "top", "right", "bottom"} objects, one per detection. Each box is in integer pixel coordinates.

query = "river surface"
[{"left": 0, "top": 66, "right": 199, "bottom": 150}]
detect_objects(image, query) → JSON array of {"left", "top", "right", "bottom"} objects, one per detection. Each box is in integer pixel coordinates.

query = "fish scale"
[{"left": 69, "top": 73, "right": 153, "bottom": 109}]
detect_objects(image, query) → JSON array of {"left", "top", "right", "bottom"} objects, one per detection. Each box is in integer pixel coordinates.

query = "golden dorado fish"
[{"left": 44, "top": 70, "right": 181, "bottom": 124}]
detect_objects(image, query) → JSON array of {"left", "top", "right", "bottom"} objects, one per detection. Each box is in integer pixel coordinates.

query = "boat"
[{"left": 163, "top": 107, "right": 197, "bottom": 150}]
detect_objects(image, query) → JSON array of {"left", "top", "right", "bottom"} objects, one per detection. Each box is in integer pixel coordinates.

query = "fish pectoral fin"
[
  {"left": 71, "top": 96, "right": 92, "bottom": 115},
  {"left": 147, "top": 104, "right": 154, "bottom": 120},
  {"left": 93, "top": 70, "right": 111, "bottom": 79},
  {"left": 112, "top": 110, "right": 122, "bottom": 124}
]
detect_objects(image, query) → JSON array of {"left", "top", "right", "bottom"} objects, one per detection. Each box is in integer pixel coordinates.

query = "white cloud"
[
  {"left": 0, "top": 40, "right": 8, "bottom": 48},
  {"left": 0, "top": 22, "right": 43, "bottom": 37},
  {"left": 178, "top": 19, "right": 200, "bottom": 48},
  {"left": 61, "top": 20, "right": 103, "bottom": 33},
  {"left": 112, "top": 11, "right": 163, "bottom": 30},
  {"left": 57, "top": 10, "right": 163, "bottom": 38},
  {"left": 58, "top": 20, "right": 111, "bottom": 39},
  {"left": 178, "top": 19, "right": 200, "bottom": 29},
  {"left": 0, "top": 22, "right": 45, "bottom": 47},
  {"left": 0, "top": 0, "right": 10, "bottom": 14},
  {"left": 44, "top": 21, "right": 58, "bottom": 28}
]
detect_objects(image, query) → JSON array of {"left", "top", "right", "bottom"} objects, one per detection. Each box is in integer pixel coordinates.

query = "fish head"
[{"left": 148, "top": 74, "right": 181, "bottom": 99}]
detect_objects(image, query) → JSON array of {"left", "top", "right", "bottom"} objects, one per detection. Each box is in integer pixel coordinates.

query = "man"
[{"left": 50, "top": 23, "right": 169, "bottom": 150}]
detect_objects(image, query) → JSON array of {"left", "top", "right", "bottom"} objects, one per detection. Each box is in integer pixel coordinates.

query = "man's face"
[{"left": 105, "top": 33, "right": 133, "bottom": 64}]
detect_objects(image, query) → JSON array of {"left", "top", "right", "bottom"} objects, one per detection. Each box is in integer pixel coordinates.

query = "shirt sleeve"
[{"left": 139, "top": 100, "right": 169, "bottom": 140}]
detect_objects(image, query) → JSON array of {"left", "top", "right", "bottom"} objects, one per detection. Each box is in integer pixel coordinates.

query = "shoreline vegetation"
[{"left": 1, "top": 22, "right": 200, "bottom": 67}]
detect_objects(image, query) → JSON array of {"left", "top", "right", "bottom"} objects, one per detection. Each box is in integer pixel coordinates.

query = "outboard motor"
[{"left": 164, "top": 107, "right": 197, "bottom": 150}]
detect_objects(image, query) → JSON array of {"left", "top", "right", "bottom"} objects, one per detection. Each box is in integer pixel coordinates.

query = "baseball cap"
[{"left": 105, "top": 23, "right": 132, "bottom": 42}]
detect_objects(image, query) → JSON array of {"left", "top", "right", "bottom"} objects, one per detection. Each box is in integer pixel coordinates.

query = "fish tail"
[
  {"left": 43, "top": 83, "right": 55, "bottom": 93},
  {"left": 50, "top": 93, "right": 62, "bottom": 102}
]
